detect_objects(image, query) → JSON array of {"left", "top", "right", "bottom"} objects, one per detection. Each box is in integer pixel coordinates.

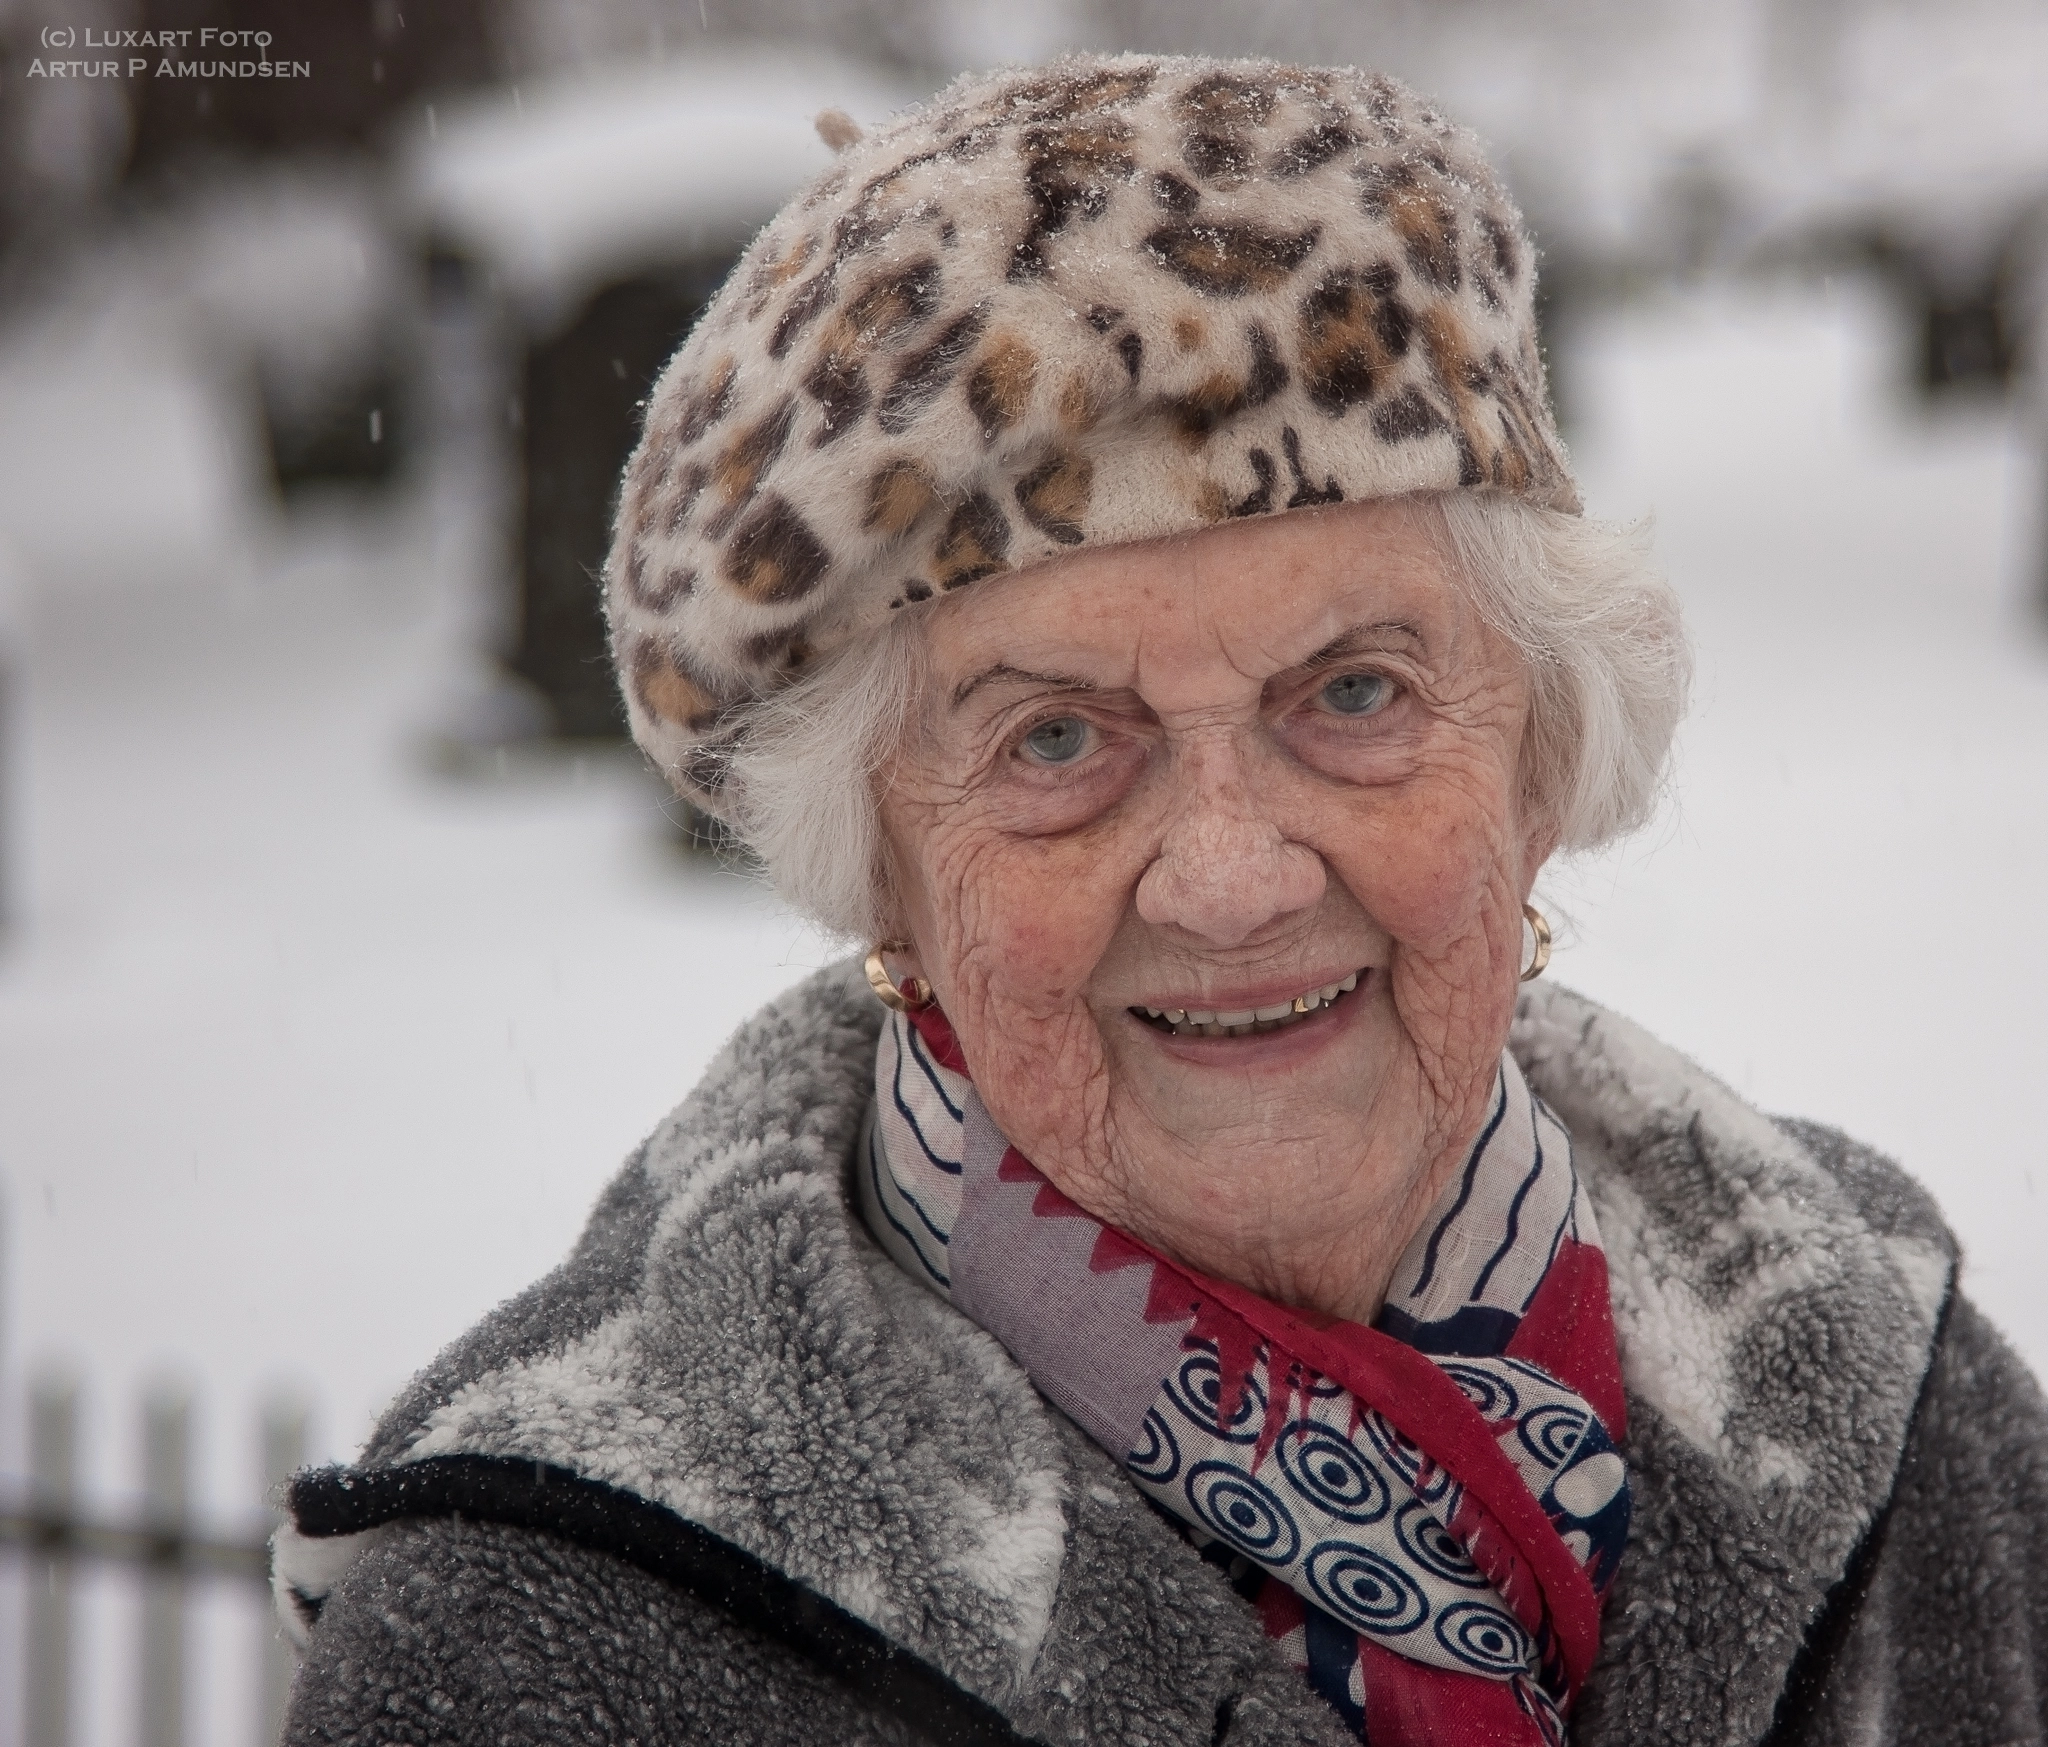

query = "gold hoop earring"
[
  {"left": 864, "top": 942, "right": 933, "bottom": 1013},
  {"left": 1520, "top": 903, "right": 1552, "bottom": 982}
]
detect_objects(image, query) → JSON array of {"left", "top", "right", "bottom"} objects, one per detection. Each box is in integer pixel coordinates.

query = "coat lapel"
[{"left": 1511, "top": 984, "right": 1953, "bottom": 1746}]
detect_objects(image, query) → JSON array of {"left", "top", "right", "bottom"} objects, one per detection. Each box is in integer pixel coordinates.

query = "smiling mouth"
[{"left": 1131, "top": 969, "right": 1365, "bottom": 1039}]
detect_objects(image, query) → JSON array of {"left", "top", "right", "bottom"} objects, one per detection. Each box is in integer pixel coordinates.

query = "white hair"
[{"left": 727, "top": 492, "right": 1690, "bottom": 943}]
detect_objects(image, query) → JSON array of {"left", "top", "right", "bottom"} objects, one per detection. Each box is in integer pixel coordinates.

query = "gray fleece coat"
[{"left": 275, "top": 964, "right": 2048, "bottom": 1746}]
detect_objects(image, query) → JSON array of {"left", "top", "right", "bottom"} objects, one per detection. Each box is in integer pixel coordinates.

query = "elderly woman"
[{"left": 274, "top": 54, "right": 2046, "bottom": 1747}]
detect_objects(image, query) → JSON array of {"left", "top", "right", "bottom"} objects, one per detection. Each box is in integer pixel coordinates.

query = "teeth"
[{"left": 1137, "top": 969, "right": 1366, "bottom": 1037}]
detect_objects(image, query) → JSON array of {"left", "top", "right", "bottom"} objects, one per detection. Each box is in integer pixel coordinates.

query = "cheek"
[
  {"left": 911, "top": 823, "right": 1129, "bottom": 1023},
  {"left": 908, "top": 826, "right": 1130, "bottom": 1157},
  {"left": 1328, "top": 780, "right": 1520, "bottom": 951}
]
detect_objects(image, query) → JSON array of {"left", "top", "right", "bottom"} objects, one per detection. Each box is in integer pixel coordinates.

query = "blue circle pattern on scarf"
[
  {"left": 1165, "top": 1347, "right": 1266, "bottom": 1443},
  {"left": 1436, "top": 1600, "right": 1536, "bottom": 1674},
  {"left": 1141, "top": 1343, "right": 1625, "bottom": 1686},
  {"left": 1306, "top": 1543, "right": 1429, "bottom": 1634},
  {"left": 1186, "top": 1461, "right": 1302, "bottom": 1565},
  {"left": 1274, "top": 1422, "right": 1392, "bottom": 1525},
  {"left": 1394, "top": 1498, "right": 1490, "bottom": 1588},
  {"left": 1129, "top": 1408, "right": 1181, "bottom": 1484}
]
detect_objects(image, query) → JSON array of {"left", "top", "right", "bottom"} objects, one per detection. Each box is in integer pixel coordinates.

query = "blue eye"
[
  {"left": 1319, "top": 672, "right": 1393, "bottom": 717},
  {"left": 1022, "top": 716, "right": 1091, "bottom": 764}
]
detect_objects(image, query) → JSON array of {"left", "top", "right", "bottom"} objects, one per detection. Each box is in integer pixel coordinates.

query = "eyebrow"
[
  {"left": 946, "top": 620, "right": 1428, "bottom": 712},
  {"left": 1298, "top": 619, "right": 1428, "bottom": 667},
  {"left": 949, "top": 661, "right": 1101, "bottom": 710}
]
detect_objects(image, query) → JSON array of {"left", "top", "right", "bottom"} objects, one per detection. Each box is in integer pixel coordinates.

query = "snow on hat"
[{"left": 606, "top": 51, "right": 1577, "bottom": 813}]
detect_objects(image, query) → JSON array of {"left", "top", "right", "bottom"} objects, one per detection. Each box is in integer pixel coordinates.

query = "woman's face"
[{"left": 878, "top": 496, "right": 1550, "bottom": 1323}]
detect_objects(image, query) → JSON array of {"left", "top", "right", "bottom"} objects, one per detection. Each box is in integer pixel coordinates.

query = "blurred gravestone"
[
  {"left": 261, "top": 341, "right": 409, "bottom": 499},
  {"left": 401, "top": 50, "right": 913, "bottom": 851},
  {"left": 512, "top": 265, "right": 726, "bottom": 741},
  {"left": 110, "top": 2, "right": 500, "bottom": 509},
  {"left": 1865, "top": 232, "right": 2023, "bottom": 402},
  {"left": 1918, "top": 282, "right": 2017, "bottom": 397}
]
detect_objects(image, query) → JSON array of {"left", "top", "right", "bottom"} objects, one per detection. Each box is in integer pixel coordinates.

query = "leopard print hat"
[{"left": 607, "top": 52, "right": 1578, "bottom": 813}]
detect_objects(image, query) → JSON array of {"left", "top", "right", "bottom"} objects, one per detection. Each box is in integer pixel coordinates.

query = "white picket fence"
[{"left": 1, "top": 1374, "right": 304, "bottom": 1747}]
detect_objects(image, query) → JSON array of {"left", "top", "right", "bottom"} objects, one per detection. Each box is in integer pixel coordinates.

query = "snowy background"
[{"left": 1, "top": 2, "right": 2046, "bottom": 1742}]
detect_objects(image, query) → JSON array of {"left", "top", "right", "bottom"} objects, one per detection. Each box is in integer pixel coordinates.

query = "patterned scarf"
[{"left": 859, "top": 1004, "right": 1630, "bottom": 1746}]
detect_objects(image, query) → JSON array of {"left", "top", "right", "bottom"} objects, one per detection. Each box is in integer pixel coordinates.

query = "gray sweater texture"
[{"left": 275, "top": 964, "right": 2048, "bottom": 1745}]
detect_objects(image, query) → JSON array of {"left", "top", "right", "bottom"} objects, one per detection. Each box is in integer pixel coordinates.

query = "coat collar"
[
  {"left": 1511, "top": 985, "right": 1953, "bottom": 1744},
  {"left": 279, "top": 963, "right": 1953, "bottom": 1746}
]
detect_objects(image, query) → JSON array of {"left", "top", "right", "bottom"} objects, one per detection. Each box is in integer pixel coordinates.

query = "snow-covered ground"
[{"left": 0, "top": 265, "right": 2042, "bottom": 1743}]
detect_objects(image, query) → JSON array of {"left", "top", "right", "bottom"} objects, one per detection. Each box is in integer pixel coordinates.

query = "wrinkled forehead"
[{"left": 919, "top": 498, "right": 1477, "bottom": 710}]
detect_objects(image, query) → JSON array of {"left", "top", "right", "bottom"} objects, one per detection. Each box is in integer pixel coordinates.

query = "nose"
[{"left": 1134, "top": 738, "right": 1326, "bottom": 948}]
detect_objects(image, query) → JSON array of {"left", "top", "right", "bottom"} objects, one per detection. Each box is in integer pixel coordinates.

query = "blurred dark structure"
[
  {"left": 1917, "top": 278, "right": 2017, "bottom": 399},
  {"left": 123, "top": 0, "right": 497, "bottom": 180},
  {"left": 512, "top": 265, "right": 725, "bottom": 740},
  {"left": 110, "top": 1, "right": 501, "bottom": 507},
  {"left": 260, "top": 344, "right": 409, "bottom": 497},
  {"left": 1864, "top": 229, "right": 2029, "bottom": 401},
  {"left": 401, "top": 49, "right": 912, "bottom": 787}
]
